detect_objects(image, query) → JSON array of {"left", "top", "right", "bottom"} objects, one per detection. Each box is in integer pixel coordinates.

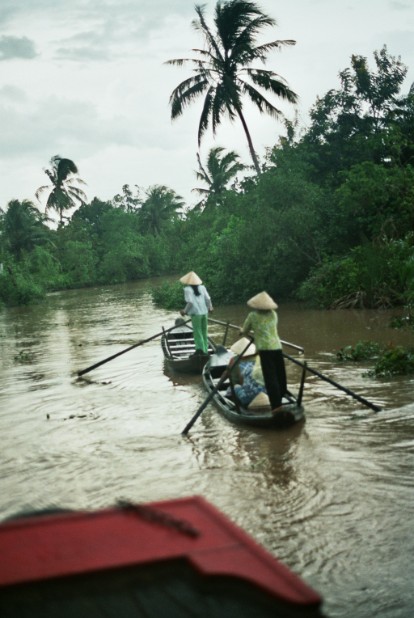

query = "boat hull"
[
  {"left": 0, "top": 496, "right": 324, "bottom": 617},
  {"left": 161, "top": 322, "right": 216, "bottom": 374},
  {"left": 202, "top": 349, "right": 305, "bottom": 428}
]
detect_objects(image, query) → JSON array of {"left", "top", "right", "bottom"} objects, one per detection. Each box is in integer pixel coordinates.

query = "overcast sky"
[{"left": 1, "top": 0, "right": 413, "bottom": 212}]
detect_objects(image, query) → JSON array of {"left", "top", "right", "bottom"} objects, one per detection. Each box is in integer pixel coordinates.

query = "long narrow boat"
[
  {"left": 0, "top": 496, "right": 325, "bottom": 617},
  {"left": 202, "top": 348, "right": 306, "bottom": 428},
  {"left": 161, "top": 320, "right": 216, "bottom": 374}
]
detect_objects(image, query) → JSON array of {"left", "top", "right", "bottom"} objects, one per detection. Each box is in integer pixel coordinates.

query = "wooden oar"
[
  {"left": 77, "top": 319, "right": 191, "bottom": 377},
  {"left": 283, "top": 352, "right": 382, "bottom": 412},
  {"left": 208, "top": 317, "right": 304, "bottom": 354},
  {"left": 182, "top": 337, "right": 253, "bottom": 436}
]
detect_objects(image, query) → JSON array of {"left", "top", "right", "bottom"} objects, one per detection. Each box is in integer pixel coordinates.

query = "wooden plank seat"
[
  {"left": 161, "top": 323, "right": 217, "bottom": 374},
  {"left": 168, "top": 337, "right": 195, "bottom": 343},
  {"left": 169, "top": 345, "right": 196, "bottom": 353},
  {"left": 171, "top": 346, "right": 214, "bottom": 356},
  {"left": 167, "top": 333, "right": 194, "bottom": 341},
  {"left": 169, "top": 342, "right": 215, "bottom": 355}
]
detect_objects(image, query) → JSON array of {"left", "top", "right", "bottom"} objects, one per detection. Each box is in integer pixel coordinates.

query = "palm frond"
[
  {"left": 57, "top": 158, "right": 78, "bottom": 180},
  {"left": 192, "top": 186, "right": 210, "bottom": 195},
  {"left": 241, "top": 81, "right": 283, "bottom": 117},
  {"left": 220, "top": 151, "right": 245, "bottom": 175},
  {"left": 45, "top": 169, "right": 56, "bottom": 184},
  {"left": 249, "top": 39, "right": 296, "bottom": 62},
  {"left": 35, "top": 185, "right": 50, "bottom": 201},
  {"left": 231, "top": 16, "right": 275, "bottom": 58},
  {"left": 67, "top": 186, "right": 88, "bottom": 203},
  {"left": 191, "top": 48, "right": 214, "bottom": 58},
  {"left": 198, "top": 87, "right": 215, "bottom": 143},
  {"left": 170, "top": 73, "right": 207, "bottom": 97},
  {"left": 247, "top": 68, "right": 298, "bottom": 104},
  {"left": 165, "top": 57, "right": 200, "bottom": 67},
  {"left": 193, "top": 4, "right": 225, "bottom": 64},
  {"left": 45, "top": 188, "right": 68, "bottom": 212},
  {"left": 216, "top": 1, "right": 274, "bottom": 53},
  {"left": 170, "top": 75, "right": 209, "bottom": 118},
  {"left": 47, "top": 156, "right": 79, "bottom": 186}
]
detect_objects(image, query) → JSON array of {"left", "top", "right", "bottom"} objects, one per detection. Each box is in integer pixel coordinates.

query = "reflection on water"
[{"left": 1, "top": 281, "right": 414, "bottom": 617}]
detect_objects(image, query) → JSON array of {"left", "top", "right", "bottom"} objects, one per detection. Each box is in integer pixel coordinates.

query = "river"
[{"left": 1, "top": 280, "right": 414, "bottom": 617}]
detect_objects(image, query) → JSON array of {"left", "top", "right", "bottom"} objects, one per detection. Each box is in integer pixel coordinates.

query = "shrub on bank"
[
  {"left": 337, "top": 339, "right": 414, "bottom": 376},
  {"left": 151, "top": 281, "right": 183, "bottom": 310},
  {"left": 337, "top": 340, "right": 384, "bottom": 361},
  {"left": 369, "top": 345, "right": 414, "bottom": 377},
  {"left": 0, "top": 267, "right": 44, "bottom": 306},
  {"left": 297, "top": 238, "right": 414, "bottom": 309}
]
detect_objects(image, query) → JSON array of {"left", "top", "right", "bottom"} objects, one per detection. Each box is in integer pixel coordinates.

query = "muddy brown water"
[{"left": 1, "top": 280, "right": 414, "bottom": 617}]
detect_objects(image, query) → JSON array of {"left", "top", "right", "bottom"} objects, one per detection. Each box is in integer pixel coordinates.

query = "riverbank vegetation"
[
  {"left": 337, "top": 340, "right": 414, "bottom": 377},
  {"left": 1, "top": 20, "right": 414, "bottom": 324}
]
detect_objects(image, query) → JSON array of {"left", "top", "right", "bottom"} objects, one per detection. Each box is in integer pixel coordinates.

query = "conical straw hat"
[
  {"left": 179, "top": 271, "right": 202, "bottom": 285},
  {"left": 247, "top": 291, "right": 278, "bottom": 310},
  {"left": 230, "top": 337, "right": 256, "bottom": 357},
  {"left": 248, "top": 391, "right": 271, "bottom": 409}
]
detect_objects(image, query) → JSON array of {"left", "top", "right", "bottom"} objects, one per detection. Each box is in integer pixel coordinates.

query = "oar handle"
[
  {"left": 284, "top": 352, "right": 382, "bottom": 412},
  {"left": 77, "top": 318, "right": 191, "bottom": 377},
  {"left": 77, "top": 342, "right": 145, "bottom": 376},
  {"left": 181, "top": 370, "right": 228, "bottom": 436},
  {"left": 208, "top": 317, "right": 304, "bottom": 354}
]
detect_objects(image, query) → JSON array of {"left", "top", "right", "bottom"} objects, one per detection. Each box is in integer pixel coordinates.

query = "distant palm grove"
[{"left": 1, "top": 0, "right": 414, "bottom": 315}]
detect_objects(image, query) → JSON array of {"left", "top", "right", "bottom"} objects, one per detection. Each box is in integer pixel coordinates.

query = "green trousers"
[{"left": 191, "top": 314, "right": 209, "bottom": 353}]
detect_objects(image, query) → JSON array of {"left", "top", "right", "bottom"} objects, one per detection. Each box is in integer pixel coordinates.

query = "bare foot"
[{"left": 272, "top": 406, "right": 283, "bottom": 414}]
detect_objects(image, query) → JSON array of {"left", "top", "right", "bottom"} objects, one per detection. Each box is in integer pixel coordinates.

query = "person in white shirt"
[{"left": 179, "top": 271, "right": 213, "bottom": 354}]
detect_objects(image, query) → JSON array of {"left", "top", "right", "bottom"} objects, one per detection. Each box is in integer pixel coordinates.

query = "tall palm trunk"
[{"left": 234, "top": 104, "right": 261, "bottom": 174}]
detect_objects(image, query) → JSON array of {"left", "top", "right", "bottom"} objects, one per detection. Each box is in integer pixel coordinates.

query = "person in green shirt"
[{"left": 240, "top": 291, "right": 287, "bottom": 412}]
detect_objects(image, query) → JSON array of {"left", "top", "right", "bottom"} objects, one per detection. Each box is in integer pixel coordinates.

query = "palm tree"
[
  {"left": 166, "top": 0, "right": 298, "bottom": 175},
  {"left": 112, "top": 184, "right": 142, "bottom": 213},
  {"left": 3, "top": 199, "right": 51, "bottom": 259},
  {"left": 193, "top": 146, "right": 245, "bottom": 208},
  {"left": 36, "top": 155, "right": 87, "bottom": 224},
  {"left": 139, "top": 185, "right": 185, "bottom": 235}
]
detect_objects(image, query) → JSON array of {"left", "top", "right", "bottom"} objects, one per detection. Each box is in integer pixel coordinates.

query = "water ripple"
[{"left": 1, "top": 285, "right": 414, "bottom": 617}]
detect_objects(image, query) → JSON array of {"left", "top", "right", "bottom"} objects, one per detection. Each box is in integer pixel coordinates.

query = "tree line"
[{"left": 0, "top": 1, "right": 413, "bottom": 316}]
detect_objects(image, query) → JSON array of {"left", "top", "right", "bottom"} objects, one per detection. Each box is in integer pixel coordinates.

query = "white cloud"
[
  {"left": 0, "top": 0, "right": 413, "bottom": 210},
  {"left": 0, "top": 35, "right": 37, "bottom": 60}
]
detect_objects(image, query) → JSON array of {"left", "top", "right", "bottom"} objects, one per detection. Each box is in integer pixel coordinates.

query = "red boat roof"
[{"left": 0, "top": 496, "right": 322, "bottom": 610}]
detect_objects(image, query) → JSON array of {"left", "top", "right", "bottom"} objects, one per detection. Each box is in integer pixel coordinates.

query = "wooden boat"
[
  {"left": 202, "top": 348, "right": 306, "bottom": 428},
  {"left": 0, "top": 496, "right": 324, "bottom": 617},
  {"left": 161, "top": 320, "right": 216, "bottom": 374}
]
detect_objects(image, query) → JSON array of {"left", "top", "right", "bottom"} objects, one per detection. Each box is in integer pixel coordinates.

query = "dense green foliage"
[
  {"left": 1, "top": 45, "right": 414, "bottom": 318},
  {"left": 337, "top": 340, "right": 414, "bottom": 376},
  {"left": 151, "top": 282, "right": 184, "bottom": 310},
  {"left": 337, "top": 341, "right": 384, "bottom": 362},
  {"left": 369, "top": 345, "right": 414, "bottom": 377},
  {"left": 0, "top": 188, "right": 182, "bottom": 307}
]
